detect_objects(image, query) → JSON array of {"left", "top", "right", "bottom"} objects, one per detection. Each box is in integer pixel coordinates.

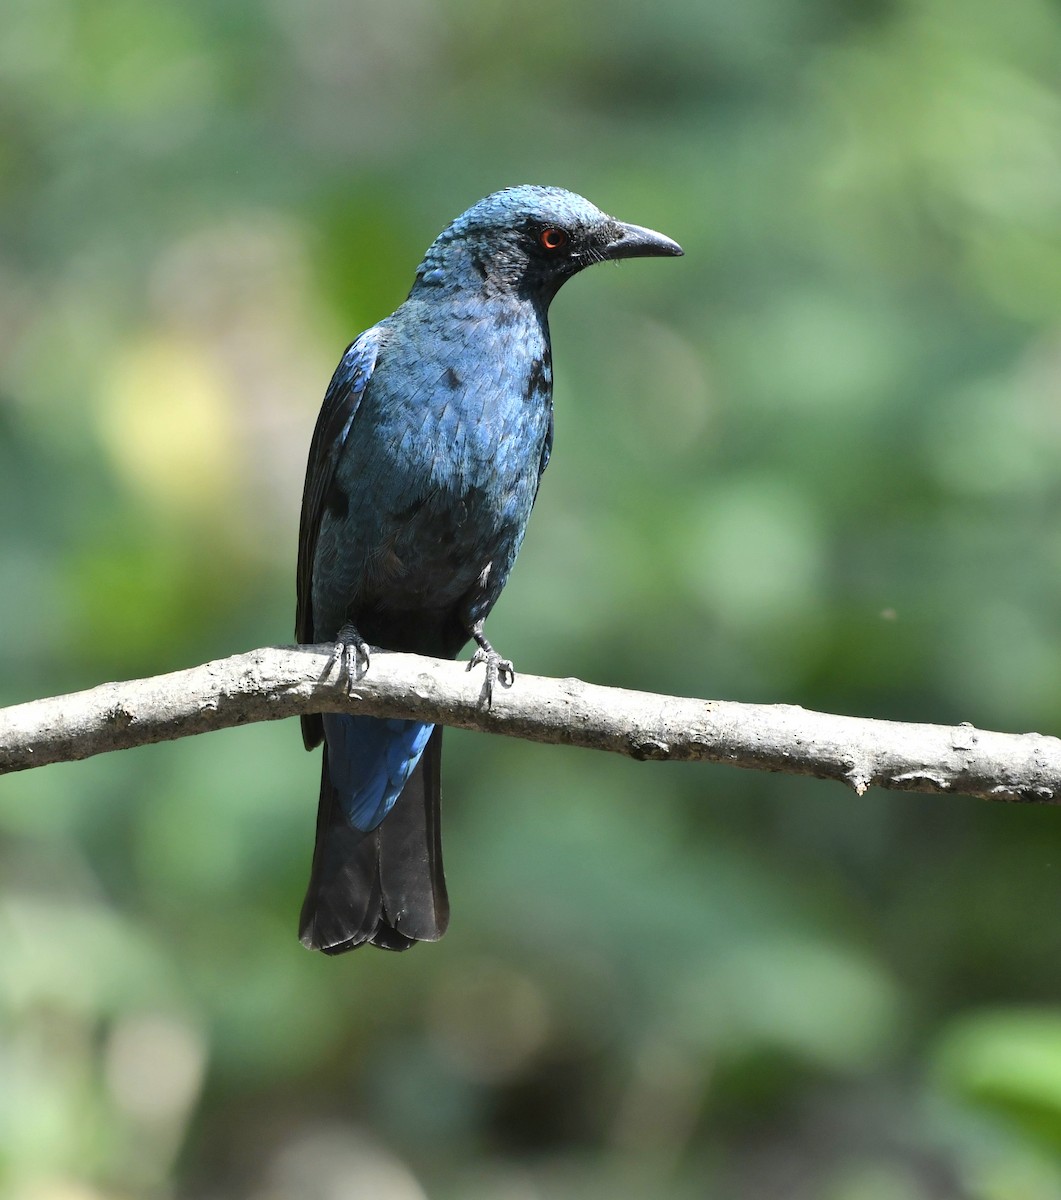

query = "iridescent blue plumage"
[
  {"left": 297, "top": 185, "right": 682, "bottom": 953},
  {"left": 321, "top": 714, "right": 434, "bottom": 831}
]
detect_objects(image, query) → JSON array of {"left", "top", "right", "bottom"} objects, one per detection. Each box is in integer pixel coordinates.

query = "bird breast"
[{"left": 322, "top": 309, "right": 553, "bottom": 613}]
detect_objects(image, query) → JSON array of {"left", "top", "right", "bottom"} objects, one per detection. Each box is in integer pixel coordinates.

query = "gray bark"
[{"left": 1, "top": 645, "right": 1058, "bottom": 802}]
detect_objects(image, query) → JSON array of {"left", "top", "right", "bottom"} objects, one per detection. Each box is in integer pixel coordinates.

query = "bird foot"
[
  {"left": 327, "top": 623, "right": 371, "bottom": 693},
  {"left": 467, "top": 634, "right": 514, "bottom": 707}
]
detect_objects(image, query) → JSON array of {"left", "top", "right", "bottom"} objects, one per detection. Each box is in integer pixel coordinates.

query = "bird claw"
[
  {"left": 327, "top": 623, "right": 371, "bottom": 693},
  {"left": 467, "top": 644, "right": 514, "bottom": 706}
]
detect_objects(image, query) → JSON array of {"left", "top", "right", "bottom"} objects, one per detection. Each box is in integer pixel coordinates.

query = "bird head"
[{"left": 411, "top": 185, "right": 683, "bottom": 304}]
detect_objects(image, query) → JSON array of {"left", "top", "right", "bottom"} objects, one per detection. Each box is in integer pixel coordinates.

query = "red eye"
[{"left": 540, "top": 228, "right": 567, "bottom": 251}]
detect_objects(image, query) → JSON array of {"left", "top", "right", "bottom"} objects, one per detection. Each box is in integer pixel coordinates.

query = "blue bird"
[{"left": 297, "top": 185, "right": 682, "bottom": 953}]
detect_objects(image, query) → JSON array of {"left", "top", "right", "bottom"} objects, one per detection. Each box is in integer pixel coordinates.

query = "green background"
[{"left": 3, "top": 0, "right": 1061, "bottom": 1196}]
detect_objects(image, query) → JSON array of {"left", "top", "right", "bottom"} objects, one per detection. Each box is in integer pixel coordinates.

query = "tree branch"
[{"left": 1, "top": 645, "right": 1058, "bottom": 802}]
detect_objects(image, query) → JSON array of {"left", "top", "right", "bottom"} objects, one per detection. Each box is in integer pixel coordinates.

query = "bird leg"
[
  {"left": 326, "top": 622, "right": 371, "bottom": 693},
  {"left": 466, "top": 621, "right": 514, "bottom": 706}
]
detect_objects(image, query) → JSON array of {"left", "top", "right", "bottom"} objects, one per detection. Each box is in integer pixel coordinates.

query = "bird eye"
[{"left": 539, "top": 228, "right": 567, "bottom": 251}]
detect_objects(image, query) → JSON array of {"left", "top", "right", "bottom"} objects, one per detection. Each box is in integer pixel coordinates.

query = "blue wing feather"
[
  {"left": 295, "top": 326, "right": 385, "bottom": 647},
  {"left": 297, "top": 326, "right": 436, "bottom": 849}
]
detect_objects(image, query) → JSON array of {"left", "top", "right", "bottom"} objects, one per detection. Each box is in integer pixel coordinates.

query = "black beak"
[{"left": 602, "top": 220, "right": 684, "bottom": 261}]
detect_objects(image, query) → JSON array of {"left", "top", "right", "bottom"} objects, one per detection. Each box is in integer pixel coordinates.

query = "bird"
[{"left": 296, "top": 185, "right": 682, "bottom": 953}]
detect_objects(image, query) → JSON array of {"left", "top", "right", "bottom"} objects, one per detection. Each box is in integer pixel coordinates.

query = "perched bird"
[{"left": 296, "top": 185, "right": 682, "bottom": 953}]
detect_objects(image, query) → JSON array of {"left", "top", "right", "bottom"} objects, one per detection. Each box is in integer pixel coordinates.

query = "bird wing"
[
  {"left": 295, "top": 325, "right": 385, "bottom": 647},
  {"left": 534, "top": 404, "right": 554, "bottom": 498}
]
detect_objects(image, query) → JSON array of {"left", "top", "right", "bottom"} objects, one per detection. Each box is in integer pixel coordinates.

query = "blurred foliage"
[{"left": 2, "top": 0, "right": 1061, "bottom": 1196}]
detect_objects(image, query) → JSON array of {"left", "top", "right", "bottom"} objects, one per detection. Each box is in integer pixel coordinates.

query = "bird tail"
[{"left": 299, "top": 717, "right": 449, "bottom": 953}]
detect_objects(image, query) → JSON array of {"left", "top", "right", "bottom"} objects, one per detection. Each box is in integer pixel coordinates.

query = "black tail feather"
[{"left": 299, "top": 728, "right": 449, "bottom": 954}]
